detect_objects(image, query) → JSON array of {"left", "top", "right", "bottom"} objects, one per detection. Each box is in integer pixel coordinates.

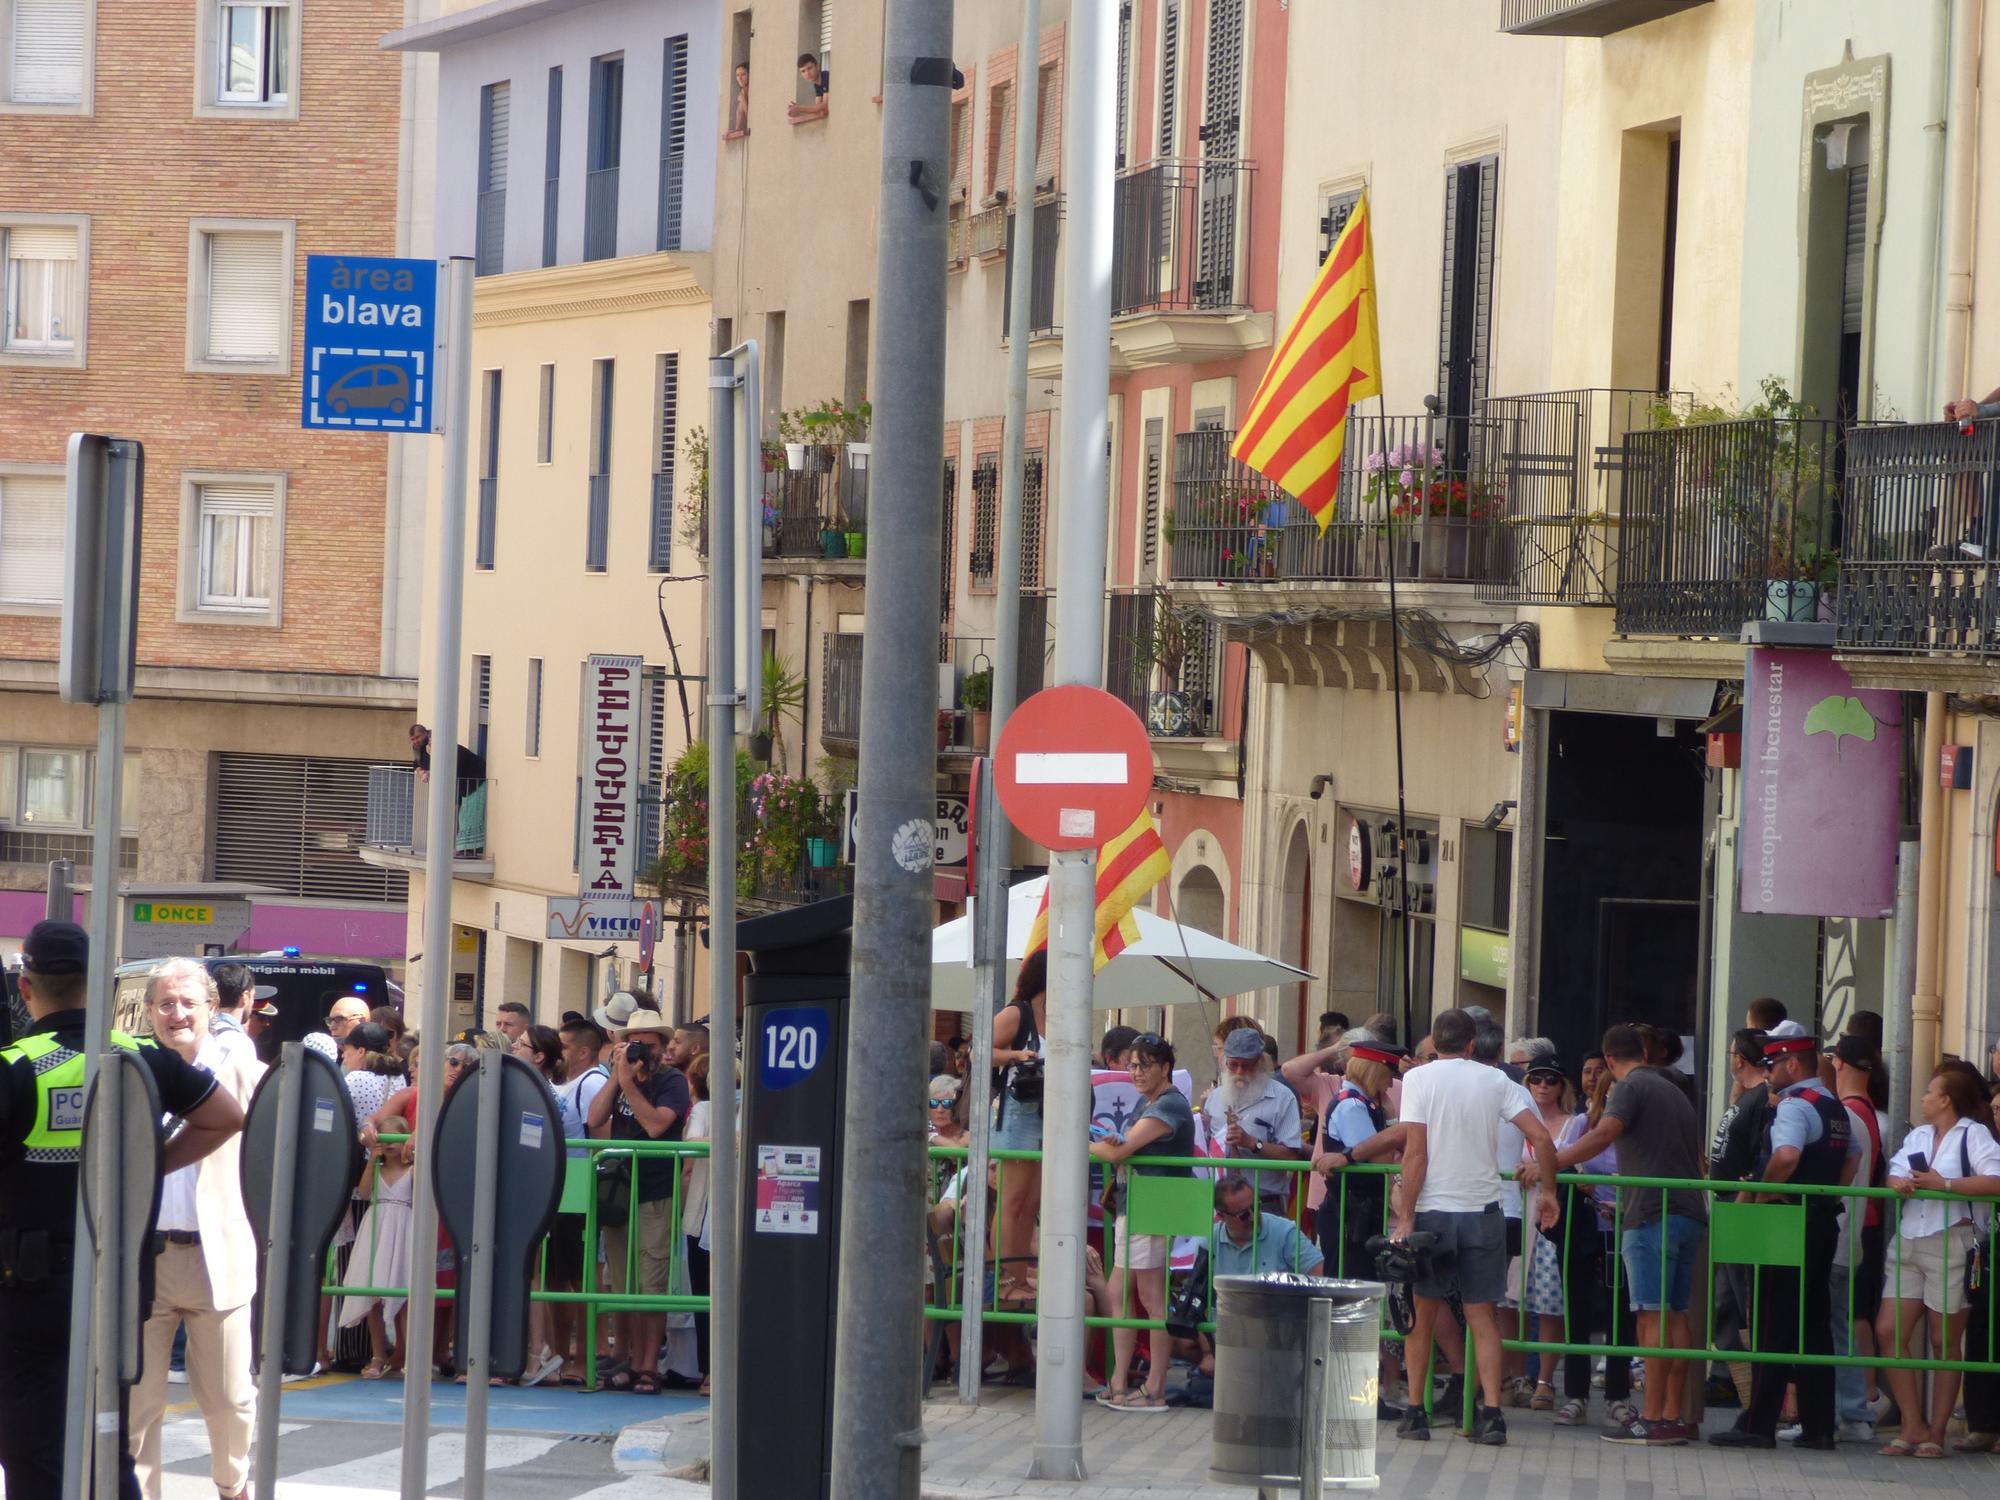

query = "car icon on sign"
[{"left": 328, "top": 362, "right": 410, "bottom": 416}]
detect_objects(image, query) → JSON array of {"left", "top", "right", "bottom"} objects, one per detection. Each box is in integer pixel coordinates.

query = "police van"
[{"left": 114, "top": 954, "right": 398, "bottom": 1057}]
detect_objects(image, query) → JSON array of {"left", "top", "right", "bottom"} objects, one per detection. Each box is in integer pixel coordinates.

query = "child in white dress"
[{"left": 340, "top": 1116, "right": 416, "bottom": 1378}]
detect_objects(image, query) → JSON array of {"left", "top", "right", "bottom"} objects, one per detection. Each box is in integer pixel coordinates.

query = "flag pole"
[{"left": 1379, "top": 396, "right": 1416, "bottom": 1045}]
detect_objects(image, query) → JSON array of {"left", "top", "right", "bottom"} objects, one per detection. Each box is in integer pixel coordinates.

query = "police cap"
[{"left": 21, "top": 921, "right": 87, "bottom": 975}]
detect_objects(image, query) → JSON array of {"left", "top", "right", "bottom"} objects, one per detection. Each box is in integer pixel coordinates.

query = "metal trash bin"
[{"left": 1209, "top": 1274, "right": 1385, "bottom": 1496}]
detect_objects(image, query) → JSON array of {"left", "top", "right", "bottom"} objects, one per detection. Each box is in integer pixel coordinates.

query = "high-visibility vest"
[{"left": 0, "top": 1030, "right": 144, "bottom": 1164}]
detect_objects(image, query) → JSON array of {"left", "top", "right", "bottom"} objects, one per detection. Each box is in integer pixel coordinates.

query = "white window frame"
[
  {"left": 185, "top": 216, "right": 294, "bottom": 375},
  {"left": 0, "top": 0, "right": 95, "bottom": 115},
  {"left": 14, "top": 745, "right": 85, "bottom": 830},
  {"left": 0, "top": 744, "right": 136, "bottom": 834},
  {"left": 0, "top": 459, "right": 65, "bottom": 616},
  {"left": 177, "top": 469, "right": 287, "bottom": 627},
  {"left": 0, "top": 212, "right": 87, "bottom": 368},
  {"left": 194, "top": 0, "right": 297, "bottom": 119}
]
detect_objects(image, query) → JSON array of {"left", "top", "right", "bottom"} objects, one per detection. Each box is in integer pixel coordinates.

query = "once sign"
[
  {"left": 121, "top": 896, "right": 253, "bottom": 960},
  {"left": 993, "top": 686, "right": 1152, "bottom": 851},
  {"left": 301, "top": 255, "right": 445, "bottom": 433}
]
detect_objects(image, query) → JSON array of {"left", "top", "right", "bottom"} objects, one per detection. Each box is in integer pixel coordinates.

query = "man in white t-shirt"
[{"left": 1392, "top": 1008, "right": 1558, "bottom": 1448}]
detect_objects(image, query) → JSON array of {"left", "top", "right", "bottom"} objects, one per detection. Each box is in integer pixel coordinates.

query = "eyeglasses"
[{"left": 1218, "top": 1205, "right": 1253, "bottom": 1223}]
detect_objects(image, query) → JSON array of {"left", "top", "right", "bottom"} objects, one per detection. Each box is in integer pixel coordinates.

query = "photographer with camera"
[
  {"left": 586, "top": 1009, "right": 689, "bottom": 1394},
  {"left": 991, "top": 952, "right": 1047, "bottom": 1307}
]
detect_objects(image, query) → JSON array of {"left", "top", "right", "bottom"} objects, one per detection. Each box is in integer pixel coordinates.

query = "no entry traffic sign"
[{"left": 993, "top": 685, "right": 1152, "bottom": 851}]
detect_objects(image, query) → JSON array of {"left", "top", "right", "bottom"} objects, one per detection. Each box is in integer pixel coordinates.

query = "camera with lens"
[{"left": 624, "top": 1038, "right": 657, "bottom": 1066}]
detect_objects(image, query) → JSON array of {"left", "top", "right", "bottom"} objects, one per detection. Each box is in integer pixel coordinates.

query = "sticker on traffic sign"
[
  {"left": 993, "top": 685, "right": 1152, "bottom": 851},
  {"left": 301, "top": 255, "right": 445, "bottom": 433}
]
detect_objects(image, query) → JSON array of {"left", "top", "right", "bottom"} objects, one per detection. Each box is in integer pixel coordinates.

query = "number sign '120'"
[{"left": 759, "top": 1005, "right": 830, "bottom": 1093}]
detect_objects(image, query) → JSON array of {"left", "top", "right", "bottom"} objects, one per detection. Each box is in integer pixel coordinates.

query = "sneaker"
[
  {"left": 1554, "top": 1398, "right": 1587, "bottom": 1426},
  {"left": 1777, "top": 1424, "right": 1803, "bottom": 1441},
  {"left": 1647, "top": 1420, "right": 1692, "bottom": 1447},
  {"left": 1468, "top": 1406, "right": 1507, "bottom": 1446},
  {"left": 1398, "top": 1406, "right": 1431, "bottom": 1443},
  {"left": 1836, "top": 1421, "right": 1876, "bottom": 1444},
  {"left": 167, "top": 1368, "right": 188, "bottom": 1386},
  {"left": 1602, "top": 1417, "right": 1655, "bottom": 1445}
]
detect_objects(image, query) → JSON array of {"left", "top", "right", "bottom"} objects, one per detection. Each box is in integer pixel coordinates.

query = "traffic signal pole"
[
  {"left": 828, "top": 0, "right": 953, "bottom": 1493},
  {"left": 1029, "top": 0, "right": 1114, "bottom": 1479}
]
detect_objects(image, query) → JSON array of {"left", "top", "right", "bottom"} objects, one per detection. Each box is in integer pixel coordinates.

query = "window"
[
  {"left": 1320, "top": 187, "right": 1361, "bottom": 261},
  {"left": 476, "top": 81, "right": 509, "bottom": 276},
  {"left": 985, "top": 80, "right": 1013, "bottom": 199},
  {"left": 179, "top": 471, "right": 285, "bottom": 625},
  {"left": 658, "top": 34, "right": 688, "bottom": 252},
  {"left": 536, "top": 362, "right": 554, "bottom": 463},
  {"left": 586, "top": 357, "right": 612, "bottom": 571},
  {"left": 1, "top": 217, "right": 85, "bottom": 366},
  {"left": 212, "top": 752, "right": 406, "bottom": 901},
  {"left": 218, "top": 1, "right": 288, "bottom": 105},
  {"left": 1033, "top": 62, "right": 1060, "bottom": 192},
  {"left": 4, "top": 0, "right": 89, "bottom": 110},
  {"left": 187, "top": 219, "right": 293, "bottom": 374},
  {"left": 650, "top": 353, "right": 677, "bottom": 572},
  {"left": 0, "top": 468, "right": 63, "bottom": 609},
  {"left": 969, "top": 453, "right": 997, "bottom": 590},
  {"left": 525, "top": 656, "right": 543, "bottom": 757},
  {"left": 843, "top": 299, "right": 868, "bottom": 408},
  {"left": 542, "top": 66, "right": 561, "bottom": 267},
  {"left": 1157, "top": 0, "right": 1181, "bottom": 160},
  {"left": 795, "top": 0, "right": 828, "bottom": 106},
  {"left": 584, "top": 54, "right": 623, "bottom": 261},
  {"left": 471, "top": 654, "right": 491, "bottom": 760},
  {"left": 1437, "top": 155, "right": 1499, "bottom": 428},
  {"left": 476, "top": 369, "right": 500, "bottom": 568},
  {"left": 22, "top": 748, "right": 82, "bottom": 826}
]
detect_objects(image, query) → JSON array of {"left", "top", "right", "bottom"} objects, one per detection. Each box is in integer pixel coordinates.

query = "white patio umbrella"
[{"left": 930, "top": 875, "right": 1311, "bottom": 1010}]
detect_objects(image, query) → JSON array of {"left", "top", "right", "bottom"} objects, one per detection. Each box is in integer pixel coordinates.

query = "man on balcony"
[{"left": 409, "top": 723, "right": 485, "bottom": 800}]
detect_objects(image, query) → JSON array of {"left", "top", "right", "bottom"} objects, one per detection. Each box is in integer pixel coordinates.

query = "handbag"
[
  {"left": 1957, "top": 1130, "right": 1986, "bottom": 1301},
  {"left": 1165, "top": 1246, "right": 1212, "bottom": 1340},
  {"left": 596, "top": 1154, "right": 633, "bottom": 1229}
]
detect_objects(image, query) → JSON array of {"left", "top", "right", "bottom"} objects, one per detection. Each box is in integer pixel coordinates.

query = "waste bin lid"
[{"left": 1213, "top": 1273, "right": 1385, "bottom": 1306}]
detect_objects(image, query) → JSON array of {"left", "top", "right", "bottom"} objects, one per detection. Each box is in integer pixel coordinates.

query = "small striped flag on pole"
[
  {"left": 1024, "top": 809, "right": 1172, "bottom": 972},
  {"left": 1230, "top": 190, "right": 1383, "bottom": 531}
]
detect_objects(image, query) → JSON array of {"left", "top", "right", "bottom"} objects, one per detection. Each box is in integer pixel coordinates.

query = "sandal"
[
  {"left": 1913, "top": 1442, "right": 1945, "bottom": 1460},
  {"left": 606, "top": 1369, "right": 636, "bottom": 1392},
  {"left": 360, "top": 1361, "right": 388, "bottom": 1381},
  {"left": 1107, "top": 1389, "right": 1169, "bottom": 1413},
  {"left": 1878, "top": 1439, "right": 1915, "bottom": 1457},
  {"left": 1095, "top": 1387, "right": 1127, "bottom": 1407},
  {"left": 632, "top": 1373, "right": 661, "bottom": 1395},
  {"left": 1954, "top": 1432, "right": 1999, "bottom": 1453},
  {"left": 1530, "top": 1381, "right": 1556, "bottom": 1412},
  {"left": 1554, "top": 1399, "right": 1586, "bottom": 1426},
  {"left": 1502, "top": 1375, "right": 1535, "bottom": 1409}
]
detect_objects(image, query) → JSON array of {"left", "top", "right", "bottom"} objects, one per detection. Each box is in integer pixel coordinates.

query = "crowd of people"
[{"left": 924, "top": 963, "right": 2000, "bottom": 1453}]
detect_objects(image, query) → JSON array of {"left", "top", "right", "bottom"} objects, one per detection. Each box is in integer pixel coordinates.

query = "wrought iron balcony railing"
[{"left": 366, "top": 766, "right": 490, "bottom": 860}]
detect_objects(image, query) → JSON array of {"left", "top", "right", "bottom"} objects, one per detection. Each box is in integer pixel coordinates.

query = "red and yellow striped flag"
[
  {"left": 1230, "top": 190, "right": 1383, "bottom": 531},
  {"left": 1023, "top": 809, "right": 1172, "bottom": 972}
]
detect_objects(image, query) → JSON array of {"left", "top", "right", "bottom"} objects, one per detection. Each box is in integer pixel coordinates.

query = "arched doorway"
[
  {"left": 1172, "top": 865, "right": 1227, "bottom": 1092},
  {"left": 1277, "top": 823, "right": 1312, "bottom": 1056}
]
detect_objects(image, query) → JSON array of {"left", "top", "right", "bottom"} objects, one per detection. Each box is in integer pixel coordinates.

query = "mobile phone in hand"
[{"left": 1909, "top": 1152, "right": 1930, "bottom": 1175}]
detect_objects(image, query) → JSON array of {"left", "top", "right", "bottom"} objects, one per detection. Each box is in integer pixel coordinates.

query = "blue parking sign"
[{"left": 301, "top": 255, "right": 444, "bottom": 434}]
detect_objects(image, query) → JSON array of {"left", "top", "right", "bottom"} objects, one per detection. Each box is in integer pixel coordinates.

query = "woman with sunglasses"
[
  {"left": 1088, "top": 1034, "right": 1195, "bottom": 1412},
  {"left": 1516, "top": 1059, "right": 1573, "bottom": 1410}
]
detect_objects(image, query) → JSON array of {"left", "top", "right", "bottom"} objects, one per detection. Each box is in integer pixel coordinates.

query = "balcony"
[
  {"left": 709, "top": 448, "right": 872, "bottom": 575},
  {"left": 831, "top": 602, "right": 1052, "bottom": 757},
  {"left": 1837, "top": 418, "right": 2000, "bottom": 667},
  {"left": 646, "top": 779, "right": 851, "bottom": 914},
  {"left": 1106, "top": 588, "right": 1225, "bottom": 737},
  {"left": 1499, "top": 0, "right": 1711, "bottom": 36},
  {"left": 1001, "top": 197, "right": 1061, "bottom": 339},
  {"left": 1473, "top": 388, "right": 1685, "bottom": 605},
  {"left": 360, "top": 766, "right": 494, "bottom": 878},
  {"left": 1613, "top": 417, "right": 1840, "bottom": 639},
  {"left": 584, "top": 167, "right": 619, "bottom": 261},
  {"left": 1165, "top": 421, "right": 1509, "bottom": 603}
]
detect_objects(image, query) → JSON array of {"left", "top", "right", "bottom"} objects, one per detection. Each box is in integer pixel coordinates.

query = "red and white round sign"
[{"left": 993, "top": 685, "right": 1153, "bottom": 851}]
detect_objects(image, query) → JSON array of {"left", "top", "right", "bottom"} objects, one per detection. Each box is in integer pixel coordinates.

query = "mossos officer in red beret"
[{"left": 0, "top": 921, "right": 245, "bottom": 1500}]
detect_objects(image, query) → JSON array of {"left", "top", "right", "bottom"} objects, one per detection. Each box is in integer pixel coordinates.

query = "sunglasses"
[
  {"left": 927, "top": 1097, "right": 954, "bottom": 1108},
  {"left": 1218, "top": 1205, "right": 1253, "bottom": 1223}
]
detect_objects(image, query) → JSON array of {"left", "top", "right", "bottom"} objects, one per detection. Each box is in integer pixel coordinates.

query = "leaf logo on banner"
[{"left": 1803, "top": 695, "right": 1879, "bottom": 752}]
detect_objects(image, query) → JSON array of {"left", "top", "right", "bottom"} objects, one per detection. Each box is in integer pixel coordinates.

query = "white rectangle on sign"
[
  {"left": 1015, "top": 752, "right": 1128, "bottom": 785},
  {"left": 519, "top": 1111, "right": 545, "bottom": 1150},
  {"left": 312, "top": 1097, "right": 335, "bottom": 1134},
  {"left": 1058, "top": 808, "right": 1096, "bottom": 839},
  {"left": 581, "top": 653, "right": 644, "bottom": 905}
]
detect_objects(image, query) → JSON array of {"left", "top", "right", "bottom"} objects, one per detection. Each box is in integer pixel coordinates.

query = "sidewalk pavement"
[{"left": 619, "top": 1392, "right": 2000, "bottom": 1499}]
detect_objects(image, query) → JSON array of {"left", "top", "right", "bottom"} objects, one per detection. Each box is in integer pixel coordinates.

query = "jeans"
[{"left": 1829, "top": 1259, "right": 1873, "bottom": 1426}]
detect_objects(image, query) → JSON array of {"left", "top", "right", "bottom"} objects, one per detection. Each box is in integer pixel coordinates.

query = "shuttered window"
[
  {"left": 818, "top": 0, "right": 832, "bottom": 64},
  {"left": 986, "top": 81, "right": 1013, "bottom": 197},
  {"left": 542, "top": 67, "right": 562, "bottom": 267},
  {"left": 637, "top": 665, "right": 667, "bottom": 866},
  {"left": 213, "top": 752, "right": 408, "bottom": 902},
  {"left": 471, "top": 654, "right": 491, "bottom": 759},
  {"left": 196, "top": 480, "right": 277, "bottom": 609},
  {"left": 477, "top": 82, "right": 510, "bottom": 276},
  {"left": 1115, "top": 2, "right": 1132, "bottom": 170},
  {"left": 202, "top": 229, "right": 286, "bottom": 362},
  {"left": 937, "top": 456, "right": 956, "bottom": 661},
  {"left": 537, "top": 362, "right": 554, "bottom": 463},
  {"left": 1157, "top": 0, "right": 1180, "bottom": 160},
  {"left": 9, "top": 0, "right": 85, "bottom": 104},
  {"left": 1034, "top": 63, "right": 1060, "bottom": 191},
  {"left": 586, "top": 358, "right": 612, "bottom": 571},
  {"left": 658, "top": 35, "right": 688, "bottom": 252},
  {"left": 1437, "top": 156, "right": 1499, "bottom": 422},
  {"left": 1842, "top": 162, "right": 1867, "bottom": 336},
  {"left": 526, "top": 657, "right": 543, "bottom": 757},
  {"left": 650, "top": 353, "right": 677, "bottom": 572},
  {"left": 1195, "top": 0, "right": 1243, "bottom": 308},
  {"left": 0, "top": 473, "right": 63, "bottom": 606},
  {"left": 1140, "top": 417, "right": 1163, "bottom": 574},
  {"left": 949, "top": 99, "right": 971, "bottom": 198},
  {"left": 1321, "top": 188, "right": 1361, "bottom": 262},
  {"left": 3, "top": 224, "right": 79, "bottom": 353}
]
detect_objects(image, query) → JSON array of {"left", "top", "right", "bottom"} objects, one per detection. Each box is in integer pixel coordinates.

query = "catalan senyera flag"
[
  {"left": 1230, "top": 190, "right": 1382, "bottom": 531},
  {"left": 1023, "top": 810, "right": 1172, "bottom": 972}
]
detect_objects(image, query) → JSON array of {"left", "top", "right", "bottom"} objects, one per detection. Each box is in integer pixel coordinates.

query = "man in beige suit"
[{"left": 129, "top": 958, "right": 267, "bottom": 1500}]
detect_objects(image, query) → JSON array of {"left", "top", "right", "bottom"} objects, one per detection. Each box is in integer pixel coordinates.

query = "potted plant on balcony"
[
  {"left": 780, "top": 408, "right": 809, "bottom": 471},
  {"left": 681, "top": 426, "right": 711, "bottom": 554},
  {"left": 961, "top": 666, "right": 994, "bottom": 750},
  {"left": 843, "top": 513, "right": 866, "bottom": 558},
  {"left": 745, "top": 770, "right": 827, "bottom": 898},
  {"left": 937, "top": 708, "right": 956, "bottom": 751},
  {"left": 1140, "top": 602, "right": 1195, "bottom": 736},
  {"left": 756, "top": 650, "right": 807, "bottom": 765}
]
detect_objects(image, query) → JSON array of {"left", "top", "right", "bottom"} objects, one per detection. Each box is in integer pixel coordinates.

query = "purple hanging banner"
[{"left": 1740, "top": 647, "right": 1900, "bottom": 918}]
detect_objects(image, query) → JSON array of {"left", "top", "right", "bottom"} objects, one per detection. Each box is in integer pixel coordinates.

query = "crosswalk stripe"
[
  {"left": 158, "top": 1418, "right": 306, "bottom": 1469},
  {"left": 276, "top": 1431, "right": 562, "bottom": 1493}
]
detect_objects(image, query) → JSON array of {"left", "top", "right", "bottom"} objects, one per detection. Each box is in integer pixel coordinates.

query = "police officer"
[
  {"left": 0, "top": 922, "right": 244, "bottom": 1500},
  {"left": 1709, "top": 1029, "right": 1859, "bottom": 1450}
]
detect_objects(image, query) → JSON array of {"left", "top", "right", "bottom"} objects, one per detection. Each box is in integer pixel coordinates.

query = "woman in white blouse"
[{"left": 1875, "top": 1064, "right": 2000, "bottom": 1459}]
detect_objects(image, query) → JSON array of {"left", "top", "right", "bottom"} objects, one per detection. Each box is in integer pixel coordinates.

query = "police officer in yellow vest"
[{"left": 0, "top": 922, "right": 244, "bottom": 1500}]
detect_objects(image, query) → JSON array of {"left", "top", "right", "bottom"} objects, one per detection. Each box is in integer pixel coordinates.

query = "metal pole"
[
  {"left": 1502, "top": 704, "right": 1541, "bottom": 1030},
  {"left": 400, "top": 254, "right": 476, "bottom": 1500},
  {"left": 829, "top": 1, "right": 952, "bottom": 1492},
  {"left": 1298, "top": 1296, "right": 1330, "bottom": 1500},
  {"left": 1382, "top": 407, "right": 1415, "bottom": 1044},
  {"left": 252, "top": 1046, "right": 303, "bottom": 1500},
  {"left": 1031, "top": 0, "right": 1112, "bottom": 1475},
  {"left": 89, "top": 1043, "right": 123, "bottom": 1500},
  {"left": 1887, "top": 834, "right": 1920, "bottom": 1145},
  {"left": 65, "top": 698, "right": 126, "bottom": 1500},
  {"left": 461, "top": 1051, "right": 503, "bottom": 1500},
  {"left": 705, "top": 353, "right": 741, "bottom": 1500},
  {"left": 45, "top": 857, "right": 73, "bottom": 921},
  {"left": 958, "top": 0, "right": 1042, "bottom": 1407}
]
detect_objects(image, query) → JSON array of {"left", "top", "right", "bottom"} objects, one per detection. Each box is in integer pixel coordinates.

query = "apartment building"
[
  {"left": 0, "top": 0, "right": 434, "bottom": 965},
  {"left": 376, "top": 0, "right": 719, "bottom": 1031}
]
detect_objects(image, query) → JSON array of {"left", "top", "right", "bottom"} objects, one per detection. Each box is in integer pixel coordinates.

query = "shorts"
[
  {"left": 1113, "top": 1214, "right": 1168, "bottom": 1272},
  {"left": 543, "top": 1211, "right": 585, "bottom": 1286},
  {"left": 602, "top": 1197, "right": 676, "bottom": 1296},
  {"left": 992, "top": 1093, "right": 1044, "bottom": 1151},
  {"left": 1620, "top": 1213, "right": 1703, "bottom": 1312},
  {"left": 1413, "top": 1205, "right": 1506, "bottom": 1306},
  {"left": 1883, "top": 1223, "right": 1976, "bottom": 1314}
]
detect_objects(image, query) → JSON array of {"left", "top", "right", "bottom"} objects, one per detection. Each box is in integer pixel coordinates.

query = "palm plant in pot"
[
  {"left": 1140, "top": 600, "right": 1196, "bottom": 735},
  {"left": 961, "top": 666, "right": 993, "bottom": 750}
]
